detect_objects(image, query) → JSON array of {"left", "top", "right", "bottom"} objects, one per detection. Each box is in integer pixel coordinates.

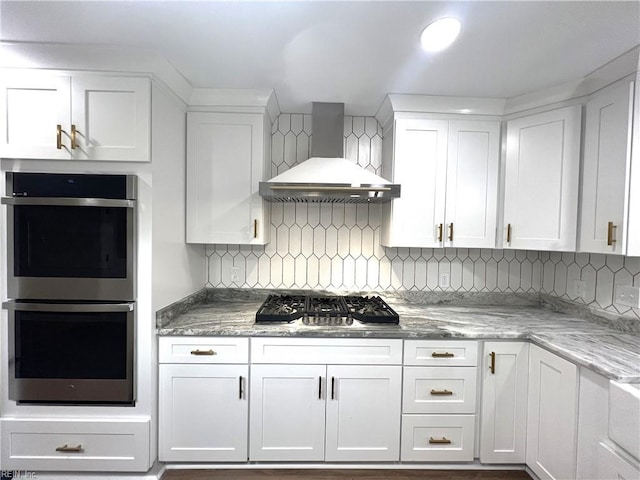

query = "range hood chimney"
[{"left": 259, "top": 102, "right": 400, "bottom": 203}]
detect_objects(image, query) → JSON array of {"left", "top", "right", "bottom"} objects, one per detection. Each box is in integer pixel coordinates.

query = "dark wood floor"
[{"left": 162, "top": 469, "right": 533, "bottom": 480}]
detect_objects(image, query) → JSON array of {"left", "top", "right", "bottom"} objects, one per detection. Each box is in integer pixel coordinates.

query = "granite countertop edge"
[{"left": 156, "top": 288, "right": 640, "bottom": 383}]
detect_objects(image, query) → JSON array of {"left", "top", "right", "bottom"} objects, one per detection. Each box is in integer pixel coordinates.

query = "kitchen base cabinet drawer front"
[
  {"left": 404, "top": 340, "right": 478, "bottom": 366},
  {"left": 0, "top": 418, "right": 150, "bottom": 472},
  {"left": 159, "top": 336, "right": 249, "bottom": 363},
  {"left": 403, "top": 367, "right": 477, "bottom": 414},
  {"left": 251, "top": 337, "right": 403, "bottom": 365},
  {"left": 400, "top": 415, "right": 475, "bottom": 462},
  {"left": 598, "top": 442, "right": 640, "bottom": 480}
]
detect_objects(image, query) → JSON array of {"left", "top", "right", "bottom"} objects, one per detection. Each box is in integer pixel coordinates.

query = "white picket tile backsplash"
[{"left": 206, "top": 114, "right": 640, "bottom": 322}]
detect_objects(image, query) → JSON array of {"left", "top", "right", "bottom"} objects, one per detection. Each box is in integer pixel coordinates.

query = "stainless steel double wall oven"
[{"left": 2, "top": 172, "right": 137, "bottom": 404}]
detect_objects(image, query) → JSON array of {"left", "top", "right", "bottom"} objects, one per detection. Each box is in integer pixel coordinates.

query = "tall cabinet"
[
  {"left": 379, "top": 112, "right": 500, "bottom": 248},
  {"left": 579, "top": 80, "right": 635, "bottom": 255},
  {"left": 503, "top": 105, "right": 582, "bottom": 251}
]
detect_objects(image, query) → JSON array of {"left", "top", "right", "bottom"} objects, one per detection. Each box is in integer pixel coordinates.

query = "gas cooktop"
[{"left": 255, "top": 294, "right": 399, "bottom": 325}]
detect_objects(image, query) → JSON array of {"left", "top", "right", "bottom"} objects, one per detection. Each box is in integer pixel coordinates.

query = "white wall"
[{"left": 205, "top": 114, "right": 640, "bottom": 323}]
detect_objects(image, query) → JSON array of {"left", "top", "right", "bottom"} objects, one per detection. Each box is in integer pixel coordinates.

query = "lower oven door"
[{"left": 4, "top": 301, "right": 135, "bottom": 405}]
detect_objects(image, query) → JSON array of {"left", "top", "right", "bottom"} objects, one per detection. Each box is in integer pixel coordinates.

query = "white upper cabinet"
[
  {"left": 579, "top": 81, "right": 634, "bottom": 255},
  {"left": 0, "top": 71, "right": 150, "bottom": 162},
  {"left": 381, "top": 116, "right": 500, "bottom": 248},
  {"left": 627, "top": 72, "right": 640, "bottom": 257},
  {"left": 186, "top": 111, "right": 271, "bottom": 244},
  {"left": 503, "top": 105, "right": 582, "bottom": 251}
]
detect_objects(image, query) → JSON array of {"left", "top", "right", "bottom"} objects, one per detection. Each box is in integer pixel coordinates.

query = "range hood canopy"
[{"left": 259, "top": 102, "right": 400, "bottom": 203}]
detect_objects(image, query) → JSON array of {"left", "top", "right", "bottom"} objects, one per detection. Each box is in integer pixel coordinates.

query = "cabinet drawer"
[
  {"left": 251, "top": 337, "right": 403, "bottom": 365},
  {"left": 159, "top": 336, "right": 249, "bottom": 363},
  {"left": 0, "top": 418, "right": 150, "bottom": 472},
  {"left": 598, "top": 442, "right": 640, "bottom": 480},
  {"left": 401, "top": 414, "right": 475, "bottom": 462},
  {"left": 404, "top": 340, "right": 478, "bottom": 366},
  {"left": 609, "top": 381, "right": 640, "bottom": 460},
  {"left": 403, "top": 367, "right": 477, "bottom": 414}
]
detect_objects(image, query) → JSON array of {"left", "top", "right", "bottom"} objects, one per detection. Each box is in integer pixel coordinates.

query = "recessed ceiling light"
[{"left": 420, "top": 17, "right": 462, "bottom": 53}]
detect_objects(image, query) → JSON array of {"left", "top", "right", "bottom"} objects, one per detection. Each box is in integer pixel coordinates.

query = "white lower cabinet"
[
  {"left": 526, "top": 344, "right": 579, "bottom": 480},
  {"left": 159, "top": 363, "right": 249, "bottom": 461},
  {"left": 401, "top": 414, "right": 475, "bottom": 462},
  {"left": 598, "top": 442, "right": 640, "bottom": 480},
  {"left": 249, "top": 337, "right": 403, "bottom": 462},
  {"left": 249, "top": 364, "right": 326, "bottom": 461},
  {"left": 158, "top": 336, "right": 249, "bottom": 462},
  {"left": 0, "top": 417, "right": 151, "bottom": 472},
  {"left": 480, "top": 341, "right": 529, "bottom": 464},
  {"left": 401, "top": 340, "right": 478, "bottom": 462}
]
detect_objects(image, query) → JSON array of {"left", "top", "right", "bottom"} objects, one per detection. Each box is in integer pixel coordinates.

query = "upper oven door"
[{"left": 2, "top": 196, "right": 136, "bottom": 301}]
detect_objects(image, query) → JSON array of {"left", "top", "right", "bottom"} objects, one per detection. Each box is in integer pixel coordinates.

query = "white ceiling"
[{"left": 1, "top": 1, "right": 639, "bottom": 115}]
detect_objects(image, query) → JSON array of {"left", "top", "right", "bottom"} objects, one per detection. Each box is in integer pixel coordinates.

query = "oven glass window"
[
  {"left": 14, "top": 311, "right": 129, "bottom": 380},
  {"left": 14, "top": 205, "right": 128, "bottom": 278}
]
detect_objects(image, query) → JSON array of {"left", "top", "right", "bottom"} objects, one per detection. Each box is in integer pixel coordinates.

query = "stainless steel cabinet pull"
[
  {"left": 490, "top": 351, "right": 496, "bottom": 374},
  {"left": 607, "top": 221, "right": 617, "bottom": 246},
  {"left": 437, "top": 223, "right": 444, "bottom": 242},
  {"left": 318, "top": 376, "right": 322, "bottom": 399},
  {"left": 190, "top": 349, "right": 216, "bottom": 356},
  {"left": 56, "top": 124, "right": 63, "bottom": 149},
  {"left": 56, "top": 444, "right": 83, "bottom": 453},
  {"left": 239, "top": 376, "right": 243, "bottom": 399},
  {"left": 448, "top": 223, "right": 454, "bottom": 241},
  {"left": 507, "top": 223, "right": 512, "bottom": 244},
  {"left": 431, "top": 352, "right": 454, "bottom": 358},
  {"left": 429, "top": 437, "right": 451, "bottom": 445},
  {"left": 331, "top": 376, "right": 336, "bottom": 400},
  {"left": 430, "top": 389, "right": 453, "bottom": 396}
]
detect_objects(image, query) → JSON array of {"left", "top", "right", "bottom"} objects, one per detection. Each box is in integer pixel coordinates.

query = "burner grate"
[{"left": 255, "top": 294, "right": 399, "bottom": 324}]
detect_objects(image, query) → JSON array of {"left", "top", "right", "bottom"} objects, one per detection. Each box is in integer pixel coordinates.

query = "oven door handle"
[
  {"left": 1, "top": 197, "right": 135, "bottom": 208},
  {"left": 2, "top": 301, "right": 134, "bottom": 312}
]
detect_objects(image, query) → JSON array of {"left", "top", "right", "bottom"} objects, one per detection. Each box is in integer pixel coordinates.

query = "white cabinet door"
[
  {"left": 504, "top": 105, "right": 581, "bottom": 251},
  {"left": 186, "top": 111, "right": 269, "bottom": 244},
  {"left": 159, "top": 364, "right": 248, "bottom": 462},
  {"left": 480, "top": 341, "right": 529, "bottom": 464},
  {"left": 527, "top": 345, "right": 578, "bottom": 480},
  {"left": 580, "top": 81, "right": 634, "bottom": 255},
  {"left": 445, "top": 120, "right": 500, "bottom": 248},
  {"left": 381, "top": 118, "right": 448, "bottom": 247},
  {"left": 249, "top": 364, "right": 326, "bottom": 461},
  {"left": 71, "top": 76, "right": 150, "bottom": 162},
  {"left": 0, "top": 73, "right": 71, "bottom": 160},
  {"left": 627, "top": 71, "right": 640, "bottom": 257},
  {"left": 325, "top": 365, "right": 401, "bottom": 461}
]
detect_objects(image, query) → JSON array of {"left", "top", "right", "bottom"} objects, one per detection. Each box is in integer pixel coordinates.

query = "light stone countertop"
[{"left": 156, "top": 289, "right": 640, "bottom": 383}]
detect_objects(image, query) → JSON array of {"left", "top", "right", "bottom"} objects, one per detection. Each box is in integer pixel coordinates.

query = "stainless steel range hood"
[{"left": 259, "top": 102, "right": 400, "bottom": 203}]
